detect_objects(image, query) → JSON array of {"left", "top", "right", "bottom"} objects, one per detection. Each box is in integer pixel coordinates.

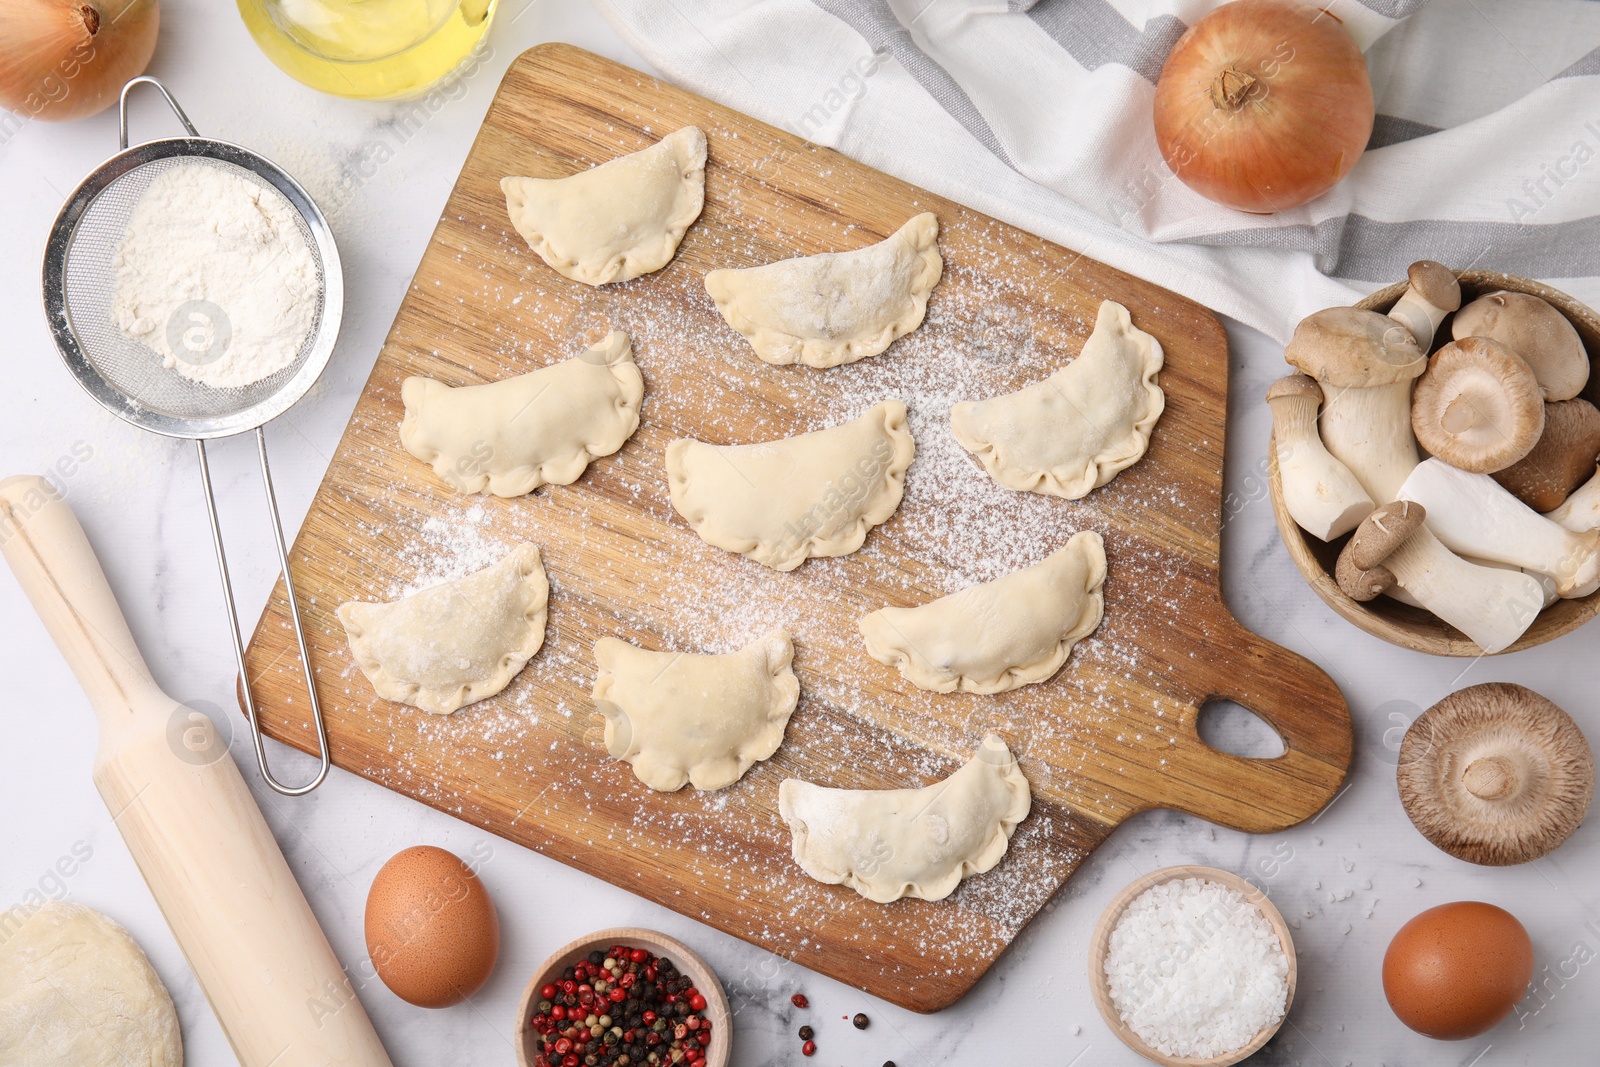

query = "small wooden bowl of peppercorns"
[{"left": 516, "top": 927, "right": 732, "bottom": 1067}]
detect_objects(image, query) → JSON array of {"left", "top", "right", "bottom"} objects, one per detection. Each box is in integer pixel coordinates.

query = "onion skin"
[
  {"left": 0, "top": 0, "right": 161, "bottom": 122},
  {"left": 1154, "top": 0, "right": 1374, "bottom": 214}
]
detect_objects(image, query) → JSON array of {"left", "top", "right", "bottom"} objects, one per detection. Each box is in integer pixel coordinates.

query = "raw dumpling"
[
  {"left": 337, "top": 544, "right": 548, "bottom": 715},
  {"left": 399, "top": 332, "right": 643, "bottom": 497},
  {"left": 951, "top": 300, "right": 1164, "bottom": 499},
  {"left": 501, "top": 126, "right": 706, "bottom": 286},
  {"left": 591, "top": 630, "right": 800, "bottom": 791},
  {"left": 859, "top": 531, "right": 1105, "bottom": 694},
  {"left": 665, "top": 400, "right": 915, "bottom": 571},
  {"left": 704, "top": 213, "right": 943, "bottom": 368},
  {"left": 778, "top": 734, "right": 1031, "bottom": 904}
]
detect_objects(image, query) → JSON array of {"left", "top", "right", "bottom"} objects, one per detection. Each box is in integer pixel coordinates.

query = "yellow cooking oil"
[{"left": 237, "top": 0, "right": 496, "bottom": 100}]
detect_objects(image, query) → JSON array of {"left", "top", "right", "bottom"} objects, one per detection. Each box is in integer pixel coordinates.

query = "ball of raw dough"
[{"left": 0, "top": 901, "right": 183, "bottom": 1066}]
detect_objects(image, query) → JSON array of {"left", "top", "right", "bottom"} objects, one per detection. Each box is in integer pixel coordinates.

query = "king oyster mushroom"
[
  {"left": 1453, "top": 290, "right": 1589, "bottom": 401},
  {"left": 1491, "top": 397, "right": 1600, "bottom": 512},
  {"left": 1398, "top": 682, "right": 1593, "bottom": 865},
  {"left": 1547, "top": 463, "right": 1600, "bottom": 531},
  {"left": 1335, "top": 501, "right": 1545, "bottom": 654},
  {"left": 1285, "top": 307, "right": 1427, "bottom": 504},
  {"left": 1266, "top": 374, "right": 1375, "bottom": 540},
  {"left": 1396, "top": 458, "right": 1600, "bottom": 598},
  {"left": 1386, "top": 260, "right": 1462, "bottom": 349},
  {"left": 1409, "top": 338, "right": 1544, "bottom": 474}
]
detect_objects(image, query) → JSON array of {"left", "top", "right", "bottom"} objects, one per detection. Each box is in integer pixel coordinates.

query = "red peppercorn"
[
  {"left": 562, "top": 1056, "right": 578, "bottom": 1067},
  {"left": 554, "top": 1038, "right": 572, "bottom": 1055},
  {"left": 609, "top": 987, "right": 626, "bottom": 1002},
  {"left": 791, "top": 993, "right": 809, "bottom": 1008},
  {"left": 541, "top": 984, "right": 557, "bottom": 1000},
  {"left": 802, "top": 1039, "right": 816, "bottom": 1056},
  {"left": 549, "top": 1005, "right": 566, "bottom": 1020},
  {"left": 630, "top": 948, "right": 650, "bottom": 963},
  {"left": 562, "top": 980, "right": 578, "bottom": 995},
  {"left": 643, "top": 1010, "right": 657, "bottom": 1024},
  {"left": 689, "top": 993, "right": 707, "bottom": 1012},
  {"left": 697, "top": 1030, "right": 711, "bottom": 1045}
]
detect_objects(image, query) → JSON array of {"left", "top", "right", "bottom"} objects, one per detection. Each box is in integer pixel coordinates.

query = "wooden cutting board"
[{"left": 244, "top": 44, "right": 1352, "bottom": 1013}]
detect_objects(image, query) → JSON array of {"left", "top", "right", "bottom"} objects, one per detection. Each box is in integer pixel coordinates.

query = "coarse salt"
[{"left": 1103, "top": 877, "right": 1288, "bottom": 1058}]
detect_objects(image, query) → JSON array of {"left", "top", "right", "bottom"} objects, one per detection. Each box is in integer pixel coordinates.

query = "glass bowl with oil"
[{"left": 238, "top": 0, "right": 496, "bottom": 100}]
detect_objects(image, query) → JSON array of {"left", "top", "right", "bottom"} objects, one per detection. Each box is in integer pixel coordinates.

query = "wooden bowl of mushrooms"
[{"left": 1267, "top": 267, "right": 1600, "bottom": 656}]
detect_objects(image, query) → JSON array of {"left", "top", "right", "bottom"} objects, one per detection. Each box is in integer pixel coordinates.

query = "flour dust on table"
[{"left": 111, "top": 161, "right": 319, "bottom": 389}]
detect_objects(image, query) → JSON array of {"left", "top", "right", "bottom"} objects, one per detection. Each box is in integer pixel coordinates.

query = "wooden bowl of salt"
[{"left": 1088, "top": 865, "right": 1297, "bottom": 1066}]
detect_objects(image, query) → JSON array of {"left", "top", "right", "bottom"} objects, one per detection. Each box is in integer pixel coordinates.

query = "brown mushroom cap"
[
  {"left": 1410, "top": 337, "right": 1545, "bottom": 473},
  {"left": 1335, "top": 501, "right": 1424, "bottom": 601},
  {"left": 1491, "top": 398, "right": 1600, "bottom": 511},
  {"left": 1265, "top": 373, "right": 1323, "bottom": 405},
  {"left": 1286, "top": 306, "right": 1427, "bottom": 387},
  {"left": 1398, "top": 682, "right": 1594, "bottom": 865},
  {"left": 1349, "top": 500, "right": 1426, "bottom": 568},
  {"left": 1335, "top": 549, "right": 1395, "bottom": 601},
  {"left": 1406, "top": 260, "right": 1462, "bottom": 313},
  {"left": 1452, "top": 290, "right": 1590, "bottom": 401}
]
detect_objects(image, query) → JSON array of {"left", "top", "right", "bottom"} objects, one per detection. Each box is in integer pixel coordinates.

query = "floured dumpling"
[
  {"left": 399, "top": 332, "right": 643, "bottom": 497},
  {"left": 951, "top": 300, "right": 1164, "bottom": 499},
  {"left": 665, "top": 401, "right": 915, "bottom": 570},
  {"left": 337, "top": 544, "right": 548, "bottom": 715},
  {"left": 778, "top": 734, "right": 1031, "bottom": 903},
  {"left": 704, "top": 213, "right": 943, "bottom": 368},
  {"left": 859, "top": 531, "right": 1105, "bottom": 694},
  {"left": 501, "top": 126, "right": 706, "bottom": 286},
  {"left": 591, "top": 631, "right": 800, "bottom": 791}
]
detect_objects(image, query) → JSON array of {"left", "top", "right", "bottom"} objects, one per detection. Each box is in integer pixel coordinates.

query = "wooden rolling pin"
[{"left": 0, "top": 475, "right": 393, "bottom": 1067}]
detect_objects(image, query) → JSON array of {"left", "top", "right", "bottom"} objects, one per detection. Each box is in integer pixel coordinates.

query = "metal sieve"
[{"left": 42, "top": 76, "right": 341, "bottom": 795}]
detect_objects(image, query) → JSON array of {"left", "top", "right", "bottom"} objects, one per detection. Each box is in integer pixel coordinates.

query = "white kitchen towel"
[{"left": 590, "top": 0, "right": 1600, "bottom": 342}]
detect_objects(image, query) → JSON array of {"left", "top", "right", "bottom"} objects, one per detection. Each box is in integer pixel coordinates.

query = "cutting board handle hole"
[{"left": 1196, "top": 700, "right": 1286, "bottom": 760}]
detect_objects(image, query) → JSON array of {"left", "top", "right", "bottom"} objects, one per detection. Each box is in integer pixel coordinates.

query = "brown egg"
[
  {"left": 365, "top": 846, "right": 499, "bottom": 1008},
  {"left": 1382, "top": 901, "right": 1532, "bottom": 1039}
]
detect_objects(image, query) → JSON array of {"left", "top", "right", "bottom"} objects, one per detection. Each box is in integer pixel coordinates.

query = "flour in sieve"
[{"left": 111, "top": 162, "right": 319, "bottom": 389}]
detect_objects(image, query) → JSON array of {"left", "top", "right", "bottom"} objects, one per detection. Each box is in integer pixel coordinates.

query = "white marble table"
[{"left": 1, "top": 4, "right": 1595, "bottom": 1064}]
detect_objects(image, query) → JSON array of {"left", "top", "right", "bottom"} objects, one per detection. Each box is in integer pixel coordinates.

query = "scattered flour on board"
[
  {"left": 310, "top": 128, "right": 1217, "bottom": 963},
  {"left": 112, "top": 161, "right": 319, "bottom": 389}
]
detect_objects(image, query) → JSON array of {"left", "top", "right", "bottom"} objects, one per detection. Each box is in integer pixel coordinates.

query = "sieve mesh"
[{"left": 59, "top": 155, "right": 328, "bottom": 422}]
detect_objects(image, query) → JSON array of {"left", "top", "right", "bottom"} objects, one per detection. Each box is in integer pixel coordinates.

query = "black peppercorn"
[
  {"left": 853, "top": 1012, "right": 870, "bottom": 1030},
  {"left": 798, "top": 1025, "right": 814, "bottom": 1040}
]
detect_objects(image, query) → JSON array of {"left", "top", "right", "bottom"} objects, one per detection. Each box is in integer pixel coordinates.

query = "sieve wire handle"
[
  {"left": 119, "top": 75, "right": 198, "bottom": 151},
  {"left": 196, "top": 431, "right": 331, "bottom": 796}
]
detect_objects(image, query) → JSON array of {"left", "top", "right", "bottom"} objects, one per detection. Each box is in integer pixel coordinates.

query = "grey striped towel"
[{"left": 592, "top": 0, "right": 1600, "bottom": 341}]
